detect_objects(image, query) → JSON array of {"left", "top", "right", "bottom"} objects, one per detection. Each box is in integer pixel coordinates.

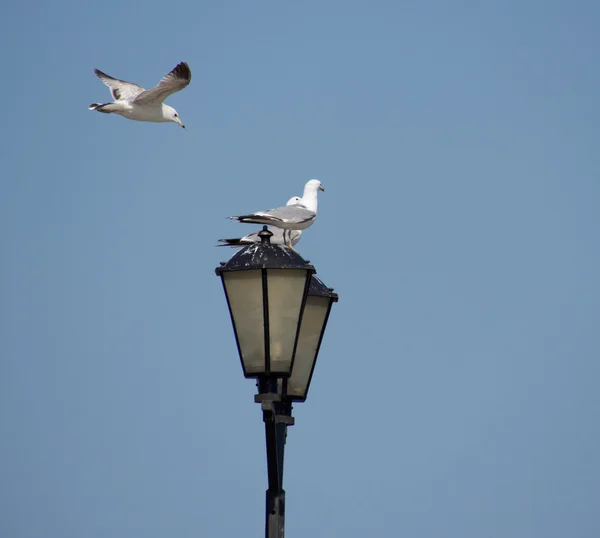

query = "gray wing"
[
  {"left": 134, "top": 62, "right": 191, "bottom": 105},
  {"left": 261, "top": 205, "right": 315, "bottom": 224},
  {"left": 233, "top": 204, "right": 315, "bottom": 226},
  {"left": 93, "top": 69, "right": 145, "bottom": 101}
]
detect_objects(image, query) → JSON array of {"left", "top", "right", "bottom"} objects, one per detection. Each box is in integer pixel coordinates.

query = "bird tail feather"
[
  {"left": 88, "top": 103, "right": 118, "bottom": 113},
  {"left": 230, "top": 215, "right": 274, "bottom": 225},
  {"left": 216, "top": 238, "right": 246, "bottom": 247}
]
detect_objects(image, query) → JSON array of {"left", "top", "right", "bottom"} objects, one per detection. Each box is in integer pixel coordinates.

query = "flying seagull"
[
  {"left": 218, "top": 197, "right": 303, "bottom": 249},
  {"left": 89, "top": 62, "right": 191, "bottom": 127},
  {"left": 230, "top": 180, "right": 324, "bottom": 247}
]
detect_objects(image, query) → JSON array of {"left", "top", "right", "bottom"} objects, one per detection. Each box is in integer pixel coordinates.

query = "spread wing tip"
[{"left": 172, "top": 61, "right": 192, "bottom": 83}]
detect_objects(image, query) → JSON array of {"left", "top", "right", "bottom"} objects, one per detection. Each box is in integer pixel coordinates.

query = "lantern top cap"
[
  {"left": 215, "top": 226, "right": 315, "bottom": 275},
  {"left": 309, "top": 275, "right": 339, "bottom": 301}
]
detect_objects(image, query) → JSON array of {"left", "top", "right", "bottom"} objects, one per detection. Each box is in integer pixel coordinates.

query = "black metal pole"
[{"left": 257, "top": 379, "right": 294, "bottom": 538}]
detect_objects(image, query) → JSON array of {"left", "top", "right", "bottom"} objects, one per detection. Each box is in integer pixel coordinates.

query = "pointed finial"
[{"left": 258, "top": 226, "right": 273, "bottom": 244}]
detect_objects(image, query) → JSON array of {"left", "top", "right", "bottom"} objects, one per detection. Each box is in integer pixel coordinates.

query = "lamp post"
[{"left": 216, "top": 227, "right": 338, "bottom": 538}]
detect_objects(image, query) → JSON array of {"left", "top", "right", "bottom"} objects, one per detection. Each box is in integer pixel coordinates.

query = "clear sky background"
[{"left": 1, "top": 1, "right": 599, "bottom": 537}]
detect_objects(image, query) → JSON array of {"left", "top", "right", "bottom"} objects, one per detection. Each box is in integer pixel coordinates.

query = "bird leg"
[{"left": 284, "top": 230, "right": 296, "bottom": 251}]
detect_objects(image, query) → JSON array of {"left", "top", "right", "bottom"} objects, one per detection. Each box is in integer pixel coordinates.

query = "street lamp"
[{"left": 215, "top": 226, "right": 338, "bottom": 538}]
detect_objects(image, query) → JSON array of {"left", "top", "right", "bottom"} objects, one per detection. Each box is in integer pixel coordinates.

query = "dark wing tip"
[
  {"left": 216, "top": 238, "right": 243, "bottom": 247},
  {"left": 172, "top": 61, "right": 191, "bottom": 83},
  {"left": 232, "top": 215, "right": 257, "bottom": 222}
]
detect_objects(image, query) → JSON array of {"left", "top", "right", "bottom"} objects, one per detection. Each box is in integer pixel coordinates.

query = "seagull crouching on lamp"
[{"left": 89, "top": 62, "right": 191, "bottom": 128}]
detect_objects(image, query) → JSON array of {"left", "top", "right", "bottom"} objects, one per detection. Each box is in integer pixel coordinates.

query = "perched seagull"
[
  {"left": 89, "top": 62, "right": 191, "bottom": 127},
  {"left": 230, "top": 180, "right": 324, "bottom": 248},
  {"left": 218, "top": 197, "right": 303, "bottom": 249}
]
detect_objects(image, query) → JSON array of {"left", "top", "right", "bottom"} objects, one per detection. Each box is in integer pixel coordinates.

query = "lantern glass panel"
[
  {"left": 222, "top": 270, "right": 265, "bottom": 375},
  {"left": 286, "top": 296, "right": 330, "bottom": 399},
  {"left": 266, "top": 268, "right": 309, "bottom": 373}
]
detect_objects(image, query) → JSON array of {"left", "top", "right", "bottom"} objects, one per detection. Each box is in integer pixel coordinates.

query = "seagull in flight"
[{"left": 89, "top": 62, "right": 191, "bottom": 127}]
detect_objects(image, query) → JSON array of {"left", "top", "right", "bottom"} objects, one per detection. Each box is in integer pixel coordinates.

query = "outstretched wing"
[
  {"left": 134, "top": 62, "right": 191, "bottom": 106},
  {"left": 93, "top": 69, "right": 145, "bottom": 101}
]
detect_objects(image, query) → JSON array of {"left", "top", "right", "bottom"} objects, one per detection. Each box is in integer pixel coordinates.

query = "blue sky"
[{"left": 1, "top": 1, "right": 599, "bottom": 537}]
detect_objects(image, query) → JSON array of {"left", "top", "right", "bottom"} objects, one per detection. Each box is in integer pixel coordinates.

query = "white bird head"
[
  {"left": 164, "top": 104, "right": 185, "bottom": 128},
  {"left": 286, "top": 196, "right": 303, "bottom": 205},
  {"left": 304, "top": 179, "right": 325, "bottom": 193},
  {"left": 300, "top": 180, "right": 324, "bottom": 213}
]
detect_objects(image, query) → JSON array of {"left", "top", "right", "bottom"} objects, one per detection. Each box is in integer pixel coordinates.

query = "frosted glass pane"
[
  {"left": 223, "top": 270, "right": 265, "bottom": 375},
  {"left": 287, "top": 297, "right": 329, "bottom": 398},
  {"left": 266, "top": 269, "right": 308, "bottom": 373}
]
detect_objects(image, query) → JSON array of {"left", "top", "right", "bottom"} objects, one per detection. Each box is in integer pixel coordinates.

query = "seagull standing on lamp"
[{"left": 229, "top": 179, "right": 324, "bottom": 249}]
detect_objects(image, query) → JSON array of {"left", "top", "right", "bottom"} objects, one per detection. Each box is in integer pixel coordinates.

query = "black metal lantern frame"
[{"left": 216, "top": 228, "right": 315, "bottom": 379}]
